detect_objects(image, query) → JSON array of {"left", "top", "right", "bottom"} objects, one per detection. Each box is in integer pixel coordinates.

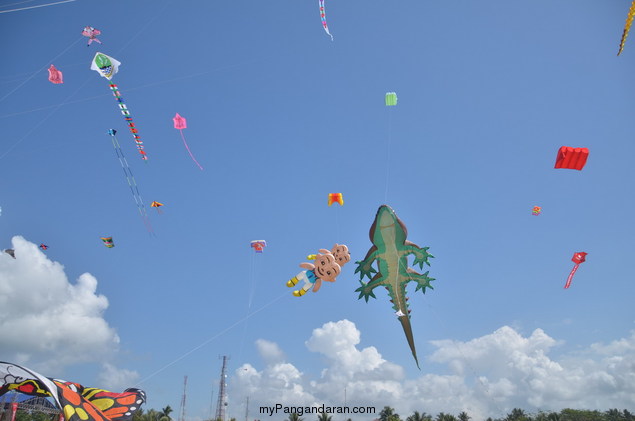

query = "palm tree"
[
  {"left": 458, "top": 412, "right": 470, "bottom": 421},
  {"left": 407, "top": 412, "right": 432, "bottom": 421},
  {"left": 159, "top": 406, "right": 173, "bottom": 421},
  {"left": 317, "top": 413, "right": 332, "bottom": 421},
  {"left": 381, "top": 407, "right": 401, "bottom": 421},
  {"left": 287, "top": 414, "right": 304, "bottom": 421}
]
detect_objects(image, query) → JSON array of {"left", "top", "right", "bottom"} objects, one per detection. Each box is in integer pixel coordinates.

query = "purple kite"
[
  {"left": 173, "top": 113, "right": 203, "bottom": 170},
  {"left": 48, "top": 65, "right": 63, "bottom": 84},
  {"left": 82, "top": 26, "right": 102, "bottom": 46},
  {"left": 564, "top": 252, "right": 587, "bottom": 289}
]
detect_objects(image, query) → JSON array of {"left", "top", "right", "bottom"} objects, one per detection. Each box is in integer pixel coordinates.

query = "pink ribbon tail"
[{"left": 180, "top": 129, "right": 203, "bottom": 170}]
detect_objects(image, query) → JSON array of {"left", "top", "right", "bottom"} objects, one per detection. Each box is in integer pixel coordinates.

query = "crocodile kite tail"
[
  {"left": 618, "top": 0, "right": 635, "bottom": 56},
  {"left": 397, "top": 315, "right": 420, "bottom": 369}
]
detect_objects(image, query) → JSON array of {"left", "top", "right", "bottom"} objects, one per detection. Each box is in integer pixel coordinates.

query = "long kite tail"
[
  {"left": 564, "top": 263, "right": 580, "bottom": 289},
  {"left": 319, "top": 0, "right": 333, "bottom": 40},
  {"left": 109, "top": 83, "right": 147, "bottom": 161},
  {"left": 179, "top": 129, "right": 203, "bottom": 170},
  {"left": 618, "top": 0, "right": 635, "bottom": 56},
  {"left": 108, "top": 130, "right": 153, "bottom": 233}
]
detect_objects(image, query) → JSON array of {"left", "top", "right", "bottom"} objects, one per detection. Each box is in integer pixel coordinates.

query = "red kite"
[{"left": 554, "top": 146, "right": 588, "bottom": 170}]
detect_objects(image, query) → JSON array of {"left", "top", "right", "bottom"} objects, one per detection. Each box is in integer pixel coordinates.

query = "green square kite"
[{"left": 385, "top": 92, "right": 398, "bottom": 106}]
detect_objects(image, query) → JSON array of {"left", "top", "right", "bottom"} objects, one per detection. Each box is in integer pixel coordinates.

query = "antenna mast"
[
  {"left": 214, "top": 356, "right": 229, "bottom": 421},
  {"left": 178, "top": 376, "right": 188, "bottom": 421}
]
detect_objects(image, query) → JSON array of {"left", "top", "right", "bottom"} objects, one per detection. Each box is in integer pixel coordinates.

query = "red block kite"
[
  {"left": 564, "top": 252, "right": 587, "bottom": 289},
  {"left": 554, "top": 146, "right": 588, "bottom": 170}
]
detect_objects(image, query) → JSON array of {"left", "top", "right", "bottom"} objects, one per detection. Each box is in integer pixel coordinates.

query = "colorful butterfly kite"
[
  {"left": 328, "top": 193, "right": 344, "bottom": 206},
  {"left": 564, "top": 252, "right": 587, "bottom": 289},
  {"left": 319, "top": 0, "right": 333, "bottom": 40},
  {"left": 173, "top": 113, "right": 203, "bottom": 170},
  {"left": 91, "top": 53, "right": 147, "bottom": 161},
  {"left": 0, "top": 361, "right": 146, "bottom": 421},
  {"left": 48, "top": 65, "right": 63, "bottom": 84}
]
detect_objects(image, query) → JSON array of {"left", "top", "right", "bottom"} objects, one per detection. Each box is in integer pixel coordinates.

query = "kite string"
[
  {"left": 0, "top": 74, "right": 93, "bottom": 161},
  {"left": 135, "top": 289, "right": 289, "bottom": 386},
  {"left": 180, "top": 129, "right": 204, "bottom": 170},
  {"left": 0, "top": 36, "right": 82, "bottom": 104},
  {"left": 0, "top": 0, "right": 77, "bottom": 14},
  {"left": 384, "top": 106, "right": 392, "bottom": 202}
]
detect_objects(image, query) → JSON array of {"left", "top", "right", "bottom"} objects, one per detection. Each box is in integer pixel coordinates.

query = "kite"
[
  {"left": 3, "top": 249, "right": 15, "bottom": 259},
  {"left": 532, "top": 206, "right": 541, "bottom": 216},
  {"left": 554, "top": 146, "right": 588, "bottom": 170},
  {"left": 92, "top": 53, "right": 147, "bottom": 161},
  {"left": 39, "top": 244, "right": 48, "bottom": 250},
  {"left": 82, "top": 26, "right": 102, "bottom": 46},
  {"left": 308, "top": 244, "right": 350, "bottom": 266},
  {"left": 250, "top": 240, "right": 267, "bottom": 253},
  {"left": 48, "top": 65, "right": 63, "bottom": 84},
  {"left": 618, "top": 0, "right": 635, "bottom": 55},
  {"left": 101, "top": 237, "right": 114, "bottom": 248},
  {"left": 564, "top": 252, "right": 587, "bottom": 289},
  {"left": 385, "top": 92, "right": 398, "bottom": 106},
  {"left": 328, "top": 193, "right": 344, "bottom": 206},
  {"left": 287, "top": 251, "right": 341, "bottom": 297},
  {"left": 107, "top": 129, "right": 152, "bottom": 231},
  {"left": 319, "top": 0, "right": 333, "bottom": 40},
  {"left": 173, "top": 113, "right": 203, "bottom": 170},
  {"left": 150, "top": 201, "right": 163, "bottom": 213},
  {"left": 0, "top": 361, "right": 146, "bottom": 421},
  {"left": 355, "top": 205, "right": 435, "bottom": 368}
]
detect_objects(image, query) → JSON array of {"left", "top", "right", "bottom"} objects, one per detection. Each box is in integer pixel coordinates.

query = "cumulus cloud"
[
  {"left": 0, "top": 236, "right": 133, "bottom": 379},
  {"left": 97, "top": 363, "right": 140, "bottom": 391},
  {"left": 230, "top": 321, "right": 635, "bottom": 421}
]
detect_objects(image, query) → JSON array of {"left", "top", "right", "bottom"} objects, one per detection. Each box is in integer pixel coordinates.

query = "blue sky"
[{"left": 1, "top": 0, "right": 635, "bottom": 420}]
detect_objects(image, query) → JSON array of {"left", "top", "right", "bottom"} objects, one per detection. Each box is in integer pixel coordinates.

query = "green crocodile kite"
[{"left": 355, "top": 205, "right": 435, "bottom": 368}]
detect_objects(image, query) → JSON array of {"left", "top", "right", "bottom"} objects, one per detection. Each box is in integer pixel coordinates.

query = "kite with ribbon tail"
[
  {"left": 319, "top": 0, "right": 333, "bottom": 40},
  {"left": 91, "top": 53, "right": 147, "bottom": 161},
  {"left": 107, "top": 129, "right": 152, "bottom": 232},
  {"left": 173, "top": 113, "right": 203, "bottom": 170},
  {"left": 564, "top": 252, "right": 587, "bottom": 289},
  {"left": 618, "top": 0, "right": 635, "bottom": 55}
]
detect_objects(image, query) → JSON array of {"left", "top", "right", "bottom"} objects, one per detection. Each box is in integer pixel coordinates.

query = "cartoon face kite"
[{"left": 286, "top": 252, "right": 341, "bottom": 297}]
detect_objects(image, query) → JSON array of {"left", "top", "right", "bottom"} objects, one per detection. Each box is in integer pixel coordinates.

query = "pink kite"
[
  {"left": 564, "top": 252, "right": 587, "bottom": 289},
  {"left": 48, "top": 65, "right": 63, "bottom": 84},
  {"left": 82, "top": 26, "right": 102, "bottom": 46},
  {"left": 173, "top": 113, "right": 203, "bottom": 170}
]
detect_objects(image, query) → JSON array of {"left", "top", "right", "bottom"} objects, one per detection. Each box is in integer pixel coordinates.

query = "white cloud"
[
  {"left": 98, "top": 363, "right": 140, "bottom": 391},
  {"left": 230, "top": 321, "right": 635, "bottom": 421},
  {"left": 0, "top": 236, "right": 128, "bottom": 377}
]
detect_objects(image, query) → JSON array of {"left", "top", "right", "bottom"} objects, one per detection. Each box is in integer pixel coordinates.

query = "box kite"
[
  {"left": 101, "top": 237, "right": 114, "bottom": 248},
  {"left": 328, "top": 193, "right": 344, "bottom": 206},
  {"left": 385, "top": 92, "right": 398, "bottom": 106},
  {"left": 554, "top": 146, "right": 588, "bottom": 170}
]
